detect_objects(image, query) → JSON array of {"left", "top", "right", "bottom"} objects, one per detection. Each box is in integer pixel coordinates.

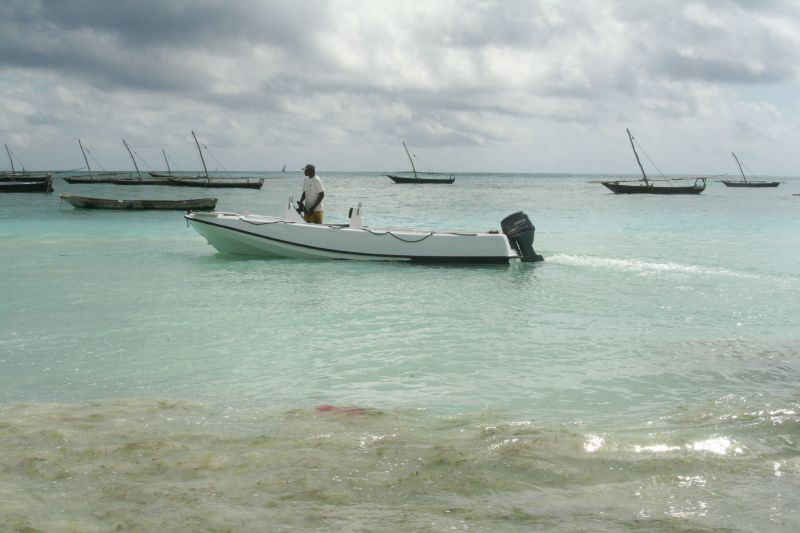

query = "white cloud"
[{"left": 0, "top": 0, "right": 798, "bottom": 174}]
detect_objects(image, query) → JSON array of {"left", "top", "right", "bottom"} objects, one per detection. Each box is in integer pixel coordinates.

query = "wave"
[
  {"left": 547, "top": 253, "right": 761, "bottom": 279},
  {"left": 2, "top": 398, "right": 799, "bottom": 531}
]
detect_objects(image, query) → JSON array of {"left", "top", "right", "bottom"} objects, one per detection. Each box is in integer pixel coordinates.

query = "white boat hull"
[{"left": 185, "top": 211, "right": 526, "bottom": 263}]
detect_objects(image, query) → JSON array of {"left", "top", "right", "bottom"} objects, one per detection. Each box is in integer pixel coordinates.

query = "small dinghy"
[{"left": 185, "top": 201, "right": 543, "bottom": 263}]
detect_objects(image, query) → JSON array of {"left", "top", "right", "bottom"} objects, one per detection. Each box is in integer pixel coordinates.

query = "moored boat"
[
  {"left": 600, "top": 129, "right": 706, "bottom": 194},
  {"left": 60, "top": 193, "right": 217, "bottom": 210},
  {"left": 601, "top": 180, "right": 706, "bottom": 194},
  {"left": 0, "top": 180, "right": 53, "bottom": 193},
  {"left": 0, "top": 172, "right": 51, "bottom": 182},
  {"left": 166, "top": 176, "right": 264, "bottom": 189},
  {"left": 185, "top": 201, "right": 543, "bottom": 263},
  {"left": 111, "top": 177, "right": 174, "bottom": 185},
  {"left": 388, "top": 173, "right": 456, "bottom": 184},
  {"left": 387, "top": 141, "right": 455, "bottom": 184},
  {"left": 165, "top": 130, "right": 264, "bottom": 189},
  {"left": 64, "top": 139, "right": 121, "bottom": 183},
  {"left": 2, "top": 144, "right": 52, "bottom": 188},
  {"left": 719, "top": 152, "right": 780, "bottom": 188}
]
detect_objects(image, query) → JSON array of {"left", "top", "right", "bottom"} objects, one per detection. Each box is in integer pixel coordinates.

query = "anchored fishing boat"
[
  {"left": 159, "top": 131, "right": 264, "bottom": 189},
  {"left": 108, "top": 139, "right": 175, "bottom": 185},
  {"left": 0, "top": 180, "right": 53, "bottom": 193},
  {"left": 600, "top": 129, "right": 706, "bottom": 194},
  {"left": 186, "top": 201, "right": 542, "bottom": 263},
  {"left": 60, "top": 193, "right": 217, "bottom": 210},
  {"left": 720, "top": 152, "right": 780, "bottom": 188},
  {"left": 1, "top": 144, "right": 52, "bottom": 190},
  {"left": 387, "top": 142, "right": 455, "bottom": 184},
  {"left": 65, "top": 139, "right": 134, "bottom": 184}
]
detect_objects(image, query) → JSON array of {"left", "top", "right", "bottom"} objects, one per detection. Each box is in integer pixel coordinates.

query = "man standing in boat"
[{"left": 300, "top": 163, "right": 325, "bottom": 224}]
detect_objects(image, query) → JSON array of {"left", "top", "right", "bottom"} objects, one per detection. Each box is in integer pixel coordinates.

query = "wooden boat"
[
  {"left": 0, "top": 180, "right": 53, "bottom": 193},
  {"left": 111, "top": 177, "right": 174, "bottom": 185},
  {"left": 65, "top": 172, "right": 135, "bottom": 184},
  {"left": 0, "top": 172, "right": 51, "bottom": 182},
  {"left": 2, "top": 144, "right": 52, "bottom": 185},
  {"left": 165, "top": 176, "right": 264, "bottom": 189},
  {"left": 151, "top": 131, "right": 264, "bottom": 189},
  {"left": 148, "top": 148, "right": 178, "bottom": 178},
  {"left": 60, "top": 193, "right": 217, "bottom": 210},
  {"left": 63, "top": 139, "right": 121, "bottom": 183},
  {"left": 108, "top": 139, "right": 172, "bottom": 185},
  {"left": 719, "top": 152, "right": 780, "bottom": 188},
  {"left": 186, "top": 202, "right": 542, "bottom": 263},
  {"left": 387, "top": 142, "right": 455, "bottom": 184},
  {"left": 600, "top": 130, "right": 706, "bottom": 194}
]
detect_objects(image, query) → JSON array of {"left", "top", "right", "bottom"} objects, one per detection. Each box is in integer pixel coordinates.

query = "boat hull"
[
  {"left": 387, "top": 174, "right": 455, "bottom": 184},
  {"left": 185, "top": 212, "right": 520, "bottom": 263},
  {"left": 0, "top": 180, "right": 53, "bottom": 192},
  {"left": 64, "top": 177, "right": 117, "bottom": 184},
  {"left": 167, "top": 177, "right": 264, "bottom": 189},
  {"left": 111, "top": 178, "right": 175, "bottom": 185},
  {"left": 601, "top": 181, "right": 705, "bottom": 194},
  {"left": 61, "top": 194, "right": 217, "bottom": 210},
  {"left": 720, "top": 180, "right": 779, "bottom": 188},
  {"left": 0, "top": 173, "right": 51, "bottom": 182}
]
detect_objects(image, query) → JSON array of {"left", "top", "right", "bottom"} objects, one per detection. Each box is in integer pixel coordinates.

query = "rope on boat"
[
  {"left": 132, "top": 149, "right": 156, "bottom": 171},
  {"left": 364, "top": 229, "right": 435, "bottom": 242},
  {"left": 632, "top": 136, "right": 666, "bottom": 178},
  {"left": 238, "top": 216, "right": 480, "bottom": 243}
]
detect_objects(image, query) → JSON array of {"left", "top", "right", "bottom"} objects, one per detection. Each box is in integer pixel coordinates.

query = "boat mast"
[
  {"left": 162, "top": 148, "right": 172, "bottom": 175},
  {"left": 122, "top": 139, "right": 142, "bottom": 181},
  {"left": 191, "top": 130, "right": 210, "bottom": 181},
  {"left": 5, "top": 144, "right": 15, "bottom": 175},
  {"left": 402, "top": 141, "right": 418, "bottom": 179},
  {"left": 731, "top": 152, "right": 748, "bottom": 183},
  {"left": 78, "top": 138, "right": 93, "bottom": 180},
  {"left": 626, "top": 129, "right": 648, "bottom": 185}
]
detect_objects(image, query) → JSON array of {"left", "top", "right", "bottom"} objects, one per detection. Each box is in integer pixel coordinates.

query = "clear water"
[{"left": 1, "top": 173, "right": 799, "bottom": 531}]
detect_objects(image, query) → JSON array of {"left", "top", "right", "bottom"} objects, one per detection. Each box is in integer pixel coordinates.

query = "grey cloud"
[
  {"left": 655, "top": 51, "right": 791, "bottom": 84},
  {"left": 0, "top": 0, "right": 329, "bottom": 94},
  {"left": 614, "top": 0, "right": 800, "bottom": 84},
  {"left": 2, "top": 0, "right": 799, "bottom": 173}
]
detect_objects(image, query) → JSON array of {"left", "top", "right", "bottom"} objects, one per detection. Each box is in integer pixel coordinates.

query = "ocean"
[{"left": 1, "top": 172, "right": 799, "bottom": 531}]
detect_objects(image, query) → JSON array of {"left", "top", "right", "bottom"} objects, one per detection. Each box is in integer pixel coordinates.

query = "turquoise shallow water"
[{"left": 1, "top": 173, "right": 799, "bottom": 531}]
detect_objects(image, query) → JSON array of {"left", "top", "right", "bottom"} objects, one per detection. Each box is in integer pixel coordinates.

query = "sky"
[{"left": 1, "top": 0, "right": 799, "bottom": 175}]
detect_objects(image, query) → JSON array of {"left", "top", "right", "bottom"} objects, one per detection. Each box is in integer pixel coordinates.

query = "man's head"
[{"left": 303, "top": 164, "right": 315, "bottom": 177}]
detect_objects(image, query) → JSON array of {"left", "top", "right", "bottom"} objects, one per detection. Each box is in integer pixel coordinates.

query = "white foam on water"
[{"left": 547, "top": 253, "right": 761, "bottom": 278}]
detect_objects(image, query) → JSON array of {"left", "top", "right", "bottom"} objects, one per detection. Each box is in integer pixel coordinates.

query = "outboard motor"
[{"left": 501, "top": 211, "right": 543, "bottom": 262}]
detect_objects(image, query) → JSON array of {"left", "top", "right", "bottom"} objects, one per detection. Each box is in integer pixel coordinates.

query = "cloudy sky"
[{"left": 2, "top": 0, "right": 799, "bottom": 175}]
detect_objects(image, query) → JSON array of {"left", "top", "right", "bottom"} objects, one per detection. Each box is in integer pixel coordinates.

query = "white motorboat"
[{"left": 185, "top": 201, "right": 543, "bottom": 263}]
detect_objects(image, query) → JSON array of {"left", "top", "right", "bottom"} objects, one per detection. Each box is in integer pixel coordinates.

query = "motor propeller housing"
[{"left": 501, "top": 211, "right": 543, "bottom": 262}]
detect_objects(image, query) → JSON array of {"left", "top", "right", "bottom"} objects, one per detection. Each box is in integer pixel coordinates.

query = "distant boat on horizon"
[
  {"left": 386, "top": 141, "right": 455, "bottom": 184},
  {"left": 719, "top": 152, "right": 780, "bottom": 188}
]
